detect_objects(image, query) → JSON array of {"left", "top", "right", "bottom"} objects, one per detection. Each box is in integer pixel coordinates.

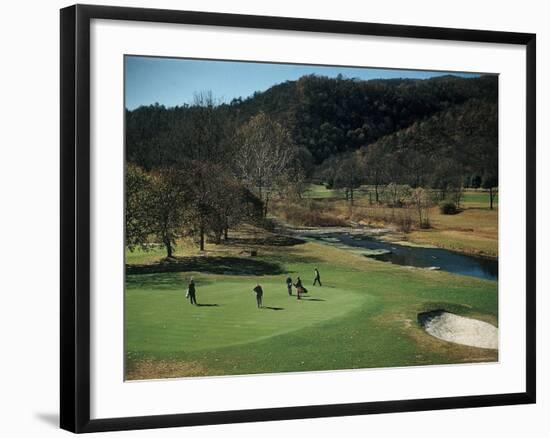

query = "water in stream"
[{"left": 307, "top": 232, "right": 498, "bottom": 281}]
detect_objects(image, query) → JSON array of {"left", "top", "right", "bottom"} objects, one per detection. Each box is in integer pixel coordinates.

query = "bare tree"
[
  {"left": 411, "top": 187, "right": 432, "bottom": 229},
  {"left": 333, "top": 153, "right": 363, "bottom": 204},
  {"left": 187, "top": 91, "right": 227, "bottom": 163},
  {"left": 360, "top": 144, "right": 387, "bottom": 204},
  {"left": 234, "top": 112, "right": 296, "bottom": 217}
]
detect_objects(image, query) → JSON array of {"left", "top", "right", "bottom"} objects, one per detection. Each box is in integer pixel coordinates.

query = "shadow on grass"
[
  {"left": 126, "top": 272, "right": 187, "bottom": 290},
  {"left": 263, "top": 306, "right": 284, "bottom": 311},
  {"left": 127, "top": 256, "right": 284, "bottom": 276},
  {"left": 227, "top": 235, "right": 305, "bottom": 247},
  {"left": 196, "top": 303, "right": 220, "bottom": 307},
  {"left": 300, "top": 297, "right": 326, "bottom": 302}
]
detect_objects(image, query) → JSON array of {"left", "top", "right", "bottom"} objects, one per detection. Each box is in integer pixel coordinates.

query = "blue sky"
[{"left": 125, "top": 56, "right": 481, "bottom": 110}]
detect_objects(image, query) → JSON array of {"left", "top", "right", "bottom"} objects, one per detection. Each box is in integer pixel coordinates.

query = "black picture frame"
[{"left": 60, "top": 4, "right": 536, "bottom": 433}]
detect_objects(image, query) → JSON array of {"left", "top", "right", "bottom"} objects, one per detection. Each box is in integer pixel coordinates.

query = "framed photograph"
[{"left": 60, "top": 4, "right": 536, "bottom": 433}]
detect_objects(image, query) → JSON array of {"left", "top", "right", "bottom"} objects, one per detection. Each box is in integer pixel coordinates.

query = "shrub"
[
  {"left": 439, "top": 201, "right": 458, "bottom": 215},
  {"left": 419, "top": 217, "right": 431, "bottom": 229},
  {"left": 259, "top": 217, "right": 277, "bottom": 231},
  {"left": 397, "top": 210, "right": 413, "bottom": 233}
]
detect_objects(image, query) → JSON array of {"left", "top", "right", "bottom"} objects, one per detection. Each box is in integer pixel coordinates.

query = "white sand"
[{"left": 422, "top": 311, "right": 498, "bottom": 350}]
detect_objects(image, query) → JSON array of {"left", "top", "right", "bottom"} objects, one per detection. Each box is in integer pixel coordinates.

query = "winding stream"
[{"left": 302, "top": 230, "right": 498, "bottom": 281}]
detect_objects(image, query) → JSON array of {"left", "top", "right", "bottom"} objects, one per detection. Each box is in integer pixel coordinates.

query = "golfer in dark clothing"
[
  {"left": 187, "top": 278, "right": 197, "bottom": 305},
  {"left": 313, "top": 267, "right": 322, "bottom": 286},
  {"left": 286, "top": 276, "right": 293, "bottom": 295},
  {"left": 253, "top": 283, "right": 263, "bottom": 308}
]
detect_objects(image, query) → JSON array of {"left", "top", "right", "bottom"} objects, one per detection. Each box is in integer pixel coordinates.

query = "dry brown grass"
[
  {"left": 270, "top": 199, "right": 348, "bottom": 227},
  {"left": 125, "top": 358, "right": 214, "bottom": 381},
  {"left": 326, "top": 197, "right": 498, "bottom": 257},
  {"left": 406, "top": 206, "right": 498, "bottom": 257}
]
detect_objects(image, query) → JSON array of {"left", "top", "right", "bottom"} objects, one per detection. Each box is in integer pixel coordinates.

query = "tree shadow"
[
  {"left": 127, "top": 256, "right": 284, "bottom": 276},
  {"left": 125, "top": 272, "right": 184, "bottom": 290},
  {"left": 263, "top": 306, "right": 284, "bottom": 311},
  {"left": 227, "top": 235, "right": 305, "bottom": 247}
]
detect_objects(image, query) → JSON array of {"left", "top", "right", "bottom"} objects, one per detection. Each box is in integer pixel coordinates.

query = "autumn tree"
[
  {"left": 149, "top": 168, "right": 190, "bottom": 258},
  {"left": 126, "top": 163, "right": 155, "bottom": 250},
  {"left": 185, "top": 162, "right": 221, "bottom": 251}
]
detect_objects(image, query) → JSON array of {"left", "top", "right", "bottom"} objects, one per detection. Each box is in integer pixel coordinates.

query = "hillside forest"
[{"left": 125, "top": 73, "right": 498, "bottom": 257}]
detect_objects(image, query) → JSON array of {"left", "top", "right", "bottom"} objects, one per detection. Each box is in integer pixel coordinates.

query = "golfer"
[
  {"left": 187, "top": 277, "right": 197, "bottom": 305},
  {"left": 253, "top": 283, "right": 264, "bottom": 308},
  {"left": 294, "top": 276, "right": 305, "bottom": 300},
  {"left": 313, "top": 267, "right": 322, "bottom": 286},
  {"left": 286, "top": 276, "right": 293, "bottom": 295}
]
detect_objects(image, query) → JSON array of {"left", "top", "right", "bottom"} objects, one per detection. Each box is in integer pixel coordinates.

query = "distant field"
[
  {"left": 461, "top": 190, "right": 498, "bottom": 208},
  {"left": 298, "top": 185, "right": 498, "bottom": 258},
  {"left": 303, "top": 184, "right": 346, "bottom": 199},
  {"left": 304, "top": 184, "right": 497, "bottom": 208}
]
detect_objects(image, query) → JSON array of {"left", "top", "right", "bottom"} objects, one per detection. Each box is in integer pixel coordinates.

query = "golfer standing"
[
  {"left": 253, "top": 283, "right": 264, "bottom": 308},
  {"left": 187, "top": 278, "right": 197, "bottom": 305},
  {"left": 286, "top": 276, "right": 293, "bottom": 295},
  {"left": 313, "top": 267, "right": 322, "bottom": 286}
]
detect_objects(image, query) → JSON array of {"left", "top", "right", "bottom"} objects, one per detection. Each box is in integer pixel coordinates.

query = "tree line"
[
  {"left": 320, "top": 98, "right": 498, "bottom": 210},
  {"left": 126, "top": 93, "right": 305, "bottom": 257},
  {"left": 127, "top": 74, "right": 497, "bottom": 169}
]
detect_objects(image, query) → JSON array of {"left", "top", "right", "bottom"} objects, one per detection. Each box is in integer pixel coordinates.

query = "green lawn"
[
  {"left": 462, "top": 190, "right": 498, "bottom": 208},
  {"left": 125, "top": 236, "right": 498, "bottom": 379},
  {"left": 126, "top": 278, "right": 367, "bottom": 354},
  {"left": 303, "top": 183, "right": 346, "bottom": 199},
  {"left": 303, "top": 185, "right": 497, "bottom": 211},
  {"left": 303, "top": 184, "right": 371, "bottom": 199}
]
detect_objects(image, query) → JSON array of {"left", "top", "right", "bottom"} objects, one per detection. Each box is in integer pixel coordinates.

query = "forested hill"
[{"left": 126, "top": 74, "right": 497, "bottom": 169}]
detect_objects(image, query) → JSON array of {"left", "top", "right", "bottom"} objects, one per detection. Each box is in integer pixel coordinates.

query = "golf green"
[{"left": 126, "top": 279, "right": 369, "bottom": 354}]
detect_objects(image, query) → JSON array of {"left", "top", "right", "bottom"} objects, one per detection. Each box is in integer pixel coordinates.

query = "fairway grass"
[{"left": 125, "top": 231, "right": 498, "bottom": 380}]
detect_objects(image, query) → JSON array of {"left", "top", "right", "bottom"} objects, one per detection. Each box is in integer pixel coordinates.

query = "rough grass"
[
  {"left": 406, "top": 205, "right": 498, "bottom": 257},
  {"left": 270, "top": 199, "right": 348, "bottom": 227},
  {"left": 125, "top": 226, "right": 498, "bottom": 380}
]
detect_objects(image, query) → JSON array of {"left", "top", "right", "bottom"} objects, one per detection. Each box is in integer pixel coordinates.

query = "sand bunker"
[{"left": 419, "top": 310, "right": 498, "bottom": 349}]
